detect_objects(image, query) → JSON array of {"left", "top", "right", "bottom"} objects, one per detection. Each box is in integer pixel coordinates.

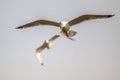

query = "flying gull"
[
  {"left": 36, "top": 34, "right": 60, "bottom": 65},
  {"left": 16, "top": 14, "right": 114, "bottom": 38}
]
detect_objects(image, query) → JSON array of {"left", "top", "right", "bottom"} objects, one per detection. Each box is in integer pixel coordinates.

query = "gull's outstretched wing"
[
  {"left": 16, "top": 20, "right": 60, "bottom": 29},
  {"left": 68, "top": 14, "right": 114, "bottom": 26},
  {"left": 36, "top": 42, "right": 47, "bottom": 65},
  {"left": 49, "top": 35, "right": 60, "bottom": 42}
]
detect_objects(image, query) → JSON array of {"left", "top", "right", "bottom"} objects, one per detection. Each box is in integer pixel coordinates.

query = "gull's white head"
[
  {"left": 45, "top": 40, "right": 52, "bottom": 49},
  {"left": 60, "top": 21, "right": 68, "bottom": 27},
  {"left": 45, "top": 40, "right": 49, "bottom": 43}
]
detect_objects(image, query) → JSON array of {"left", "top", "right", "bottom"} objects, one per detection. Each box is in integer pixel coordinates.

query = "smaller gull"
[{"left": 36, "top": 34, "right": 60, "bottom": 65}]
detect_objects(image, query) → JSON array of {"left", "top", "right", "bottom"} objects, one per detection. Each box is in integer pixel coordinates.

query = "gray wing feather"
[
  {"left": 68, "top": 14, "right": 114, "bottom": 26},
  {"left": 16, "top": 20, "right": 60, "bottom": 29},
  {"left": 36, "top": 42, "right": 47, "bottom": 53},
  {"left": 49, "top": 35, "right": 60, "bottom": 42}
]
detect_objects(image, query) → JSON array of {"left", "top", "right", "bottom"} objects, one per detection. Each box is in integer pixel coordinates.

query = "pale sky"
[{"left": 0, "top": 0, "right": 120, "bottom": 80}]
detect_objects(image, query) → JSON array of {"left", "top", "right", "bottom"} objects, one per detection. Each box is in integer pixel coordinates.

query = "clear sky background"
[{"left": 0, "top": 0, "right": 120, "bottom": 80}]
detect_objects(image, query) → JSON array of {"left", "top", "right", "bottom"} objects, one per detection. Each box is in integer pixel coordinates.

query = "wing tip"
[
  {"left": 15, "top": 26, "right": 24, "bottom": 29},
  {"left": 41, "top": 63, "right": 44, "bottom": 66},
  {"left": 107, "top": 14, "right": 115, "bottom": 18}
]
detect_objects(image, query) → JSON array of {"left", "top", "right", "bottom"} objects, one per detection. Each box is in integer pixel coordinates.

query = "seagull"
[
  {"left": 36, "top": 34, "right": 60, "bottom": 65},
  {"left": 16, "top": 14, "right": 114, "bottom": 39}
]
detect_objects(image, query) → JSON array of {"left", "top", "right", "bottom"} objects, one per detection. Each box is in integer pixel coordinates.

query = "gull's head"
[
  {"left": 45, "top": 40, "right": 52, "bottom": 49},
  {"left": 60, "top": 21, "right": 68, "bottom": 28},
  {"left": 46, "top": 40, "right": 49, "bottom": 43}
]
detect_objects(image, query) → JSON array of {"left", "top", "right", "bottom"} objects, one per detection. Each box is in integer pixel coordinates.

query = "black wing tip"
[
  {"left": 41, "top": 63, "right": 44, "bottom": 66},
  {"left": 107, "top": 14, "right": 115, "bottom": 18},
  {"left": 15, "top": 26, "right": 24, "bottom": 29}
]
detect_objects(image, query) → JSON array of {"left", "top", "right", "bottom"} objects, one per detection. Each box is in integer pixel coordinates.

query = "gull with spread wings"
[
  {"left": 36, "top": 34, "right": 60, "bottom": 65},
  {"left": 16, "top": 14, "right": 114, "bottom": 39}
]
